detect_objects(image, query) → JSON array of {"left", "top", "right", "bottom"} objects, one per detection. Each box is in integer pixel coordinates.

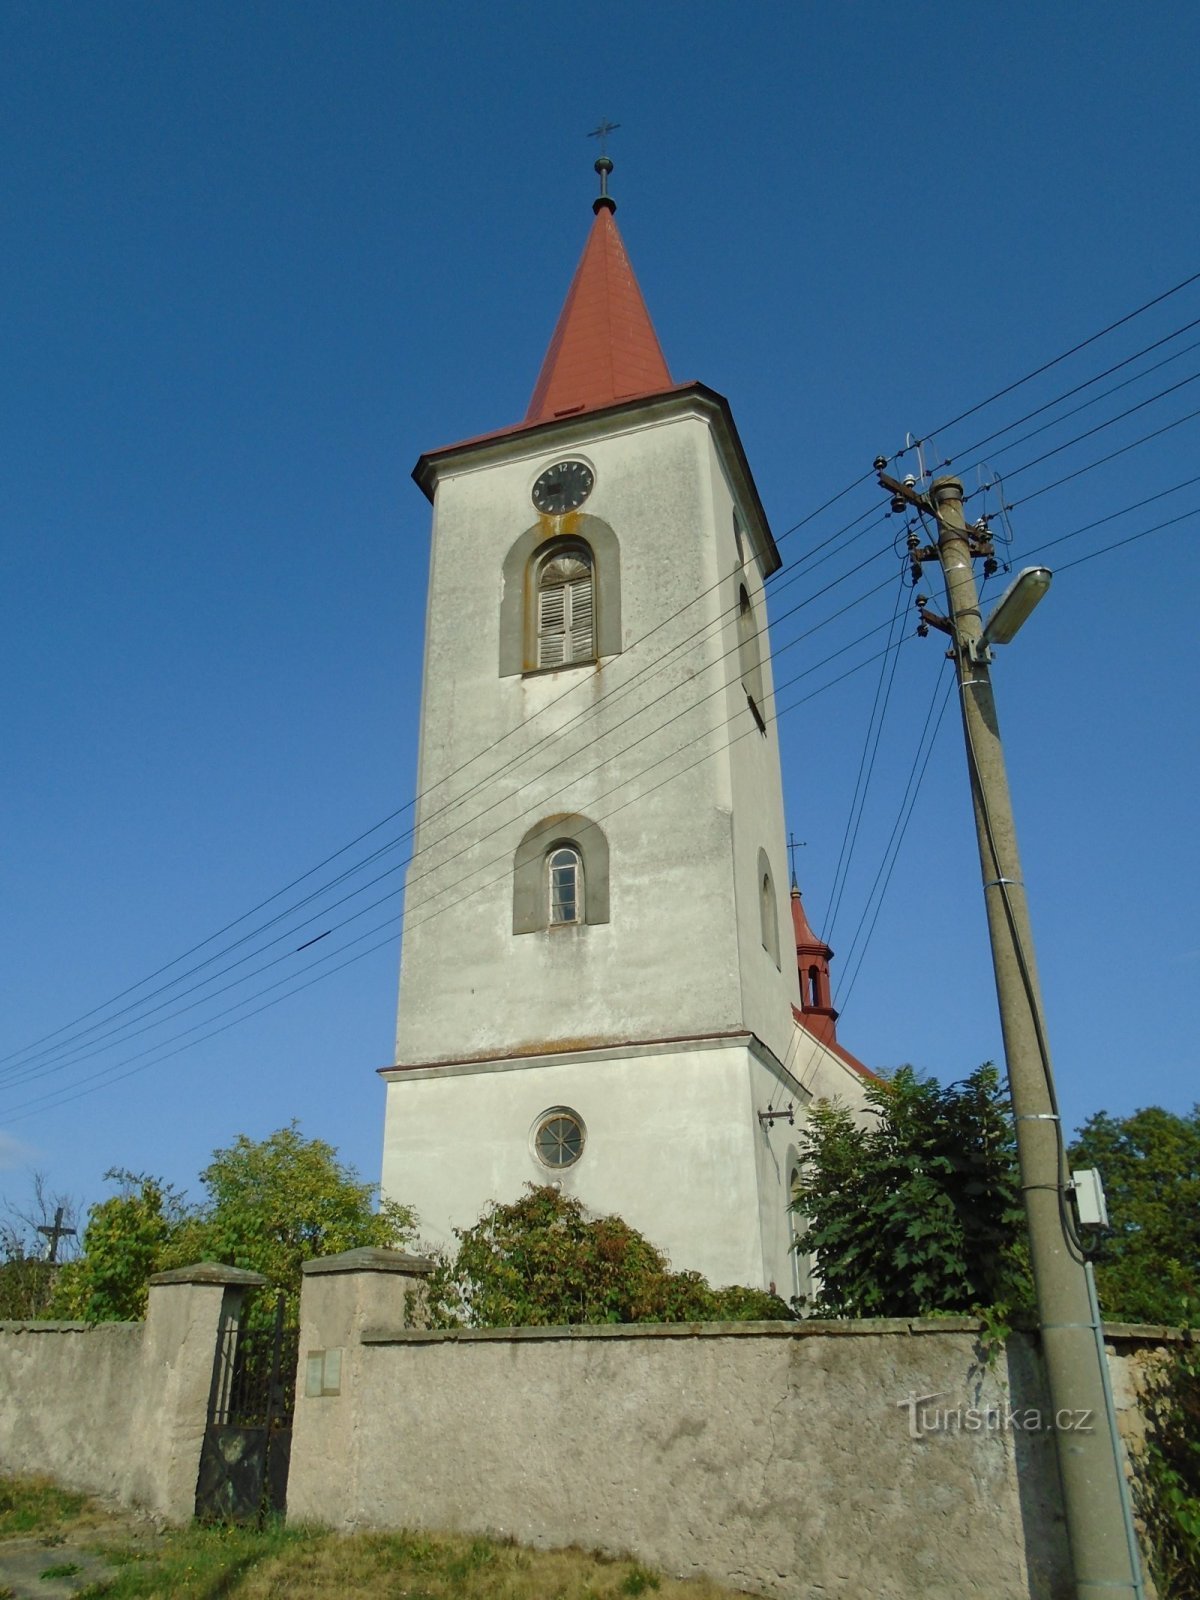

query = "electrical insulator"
[
  {"left": 917, "top": 621, "right": 930, "bottom": 638},
  {"left": 873, "top": 455, "right": 888, "bottom": 472},
  {"left": 890, "top": 494, "right": 906, "bottom": 514},
  {"left": 909, "top": 560, "right": 923, "bottom": 585},
  {"left": 983, "top": 556, "right": 999, "bottom": 578}
]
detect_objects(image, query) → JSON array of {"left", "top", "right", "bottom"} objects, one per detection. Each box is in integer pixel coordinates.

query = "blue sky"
[{"left": 2, "top": 1, "right": 1197, "bottom": 1224}]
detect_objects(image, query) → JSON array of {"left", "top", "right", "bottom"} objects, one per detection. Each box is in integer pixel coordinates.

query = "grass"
[
  {"left": 0, "top": 1479, "right": 745, "bottom": 1600},
  {"left": 0, "top": 1479, "right": 97, "bottom": 1540}
]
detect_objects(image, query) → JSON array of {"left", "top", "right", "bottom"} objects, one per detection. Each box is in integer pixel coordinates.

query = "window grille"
[{"left": 534, "top": 1110, "right": 585, "bottom": 1169}]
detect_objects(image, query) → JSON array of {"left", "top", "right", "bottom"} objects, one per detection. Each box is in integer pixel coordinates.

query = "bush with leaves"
[
  {"left": 1068, "top": 1105, "right": 1199, "bottom": 1327},
  {"left": 52, "top": 1125, "right": 416, "bottom": 1327},
  {"left": 425, "top": 1185, "right": 791, "bottom": 1328},
  {"left": 791, "top": 1063, "right": 1030, "bottom": 1319},
  {"left": 1133, "top": 1338, "right": 1200, "bottom": 1599}
]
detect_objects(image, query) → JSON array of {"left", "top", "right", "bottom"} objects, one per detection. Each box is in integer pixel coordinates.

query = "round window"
[{"left": 533, "top": 1109, "right": 585, "bottom": 1169}]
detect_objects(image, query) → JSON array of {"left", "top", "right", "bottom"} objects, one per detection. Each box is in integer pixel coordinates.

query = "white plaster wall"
[
  {"left": 383, "top": 393, "right": 871, "bottom": 1301},
  {"left": 702, "top": 447, "right": 802, "bottom": 1069},
  {"left": 383, "top": 1041, "right": 773, "bottom": 1288},
  {"left": 393, "top": 402, "right": 792, "bottom": 1069}
]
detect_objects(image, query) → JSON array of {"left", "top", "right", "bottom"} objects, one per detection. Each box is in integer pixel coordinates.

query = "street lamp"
[{"left": 982, "top": 565, "right": 1053, "bottom": 647}]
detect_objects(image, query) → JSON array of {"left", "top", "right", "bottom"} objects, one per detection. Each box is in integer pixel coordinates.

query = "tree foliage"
[
  {"left": 1135, "top": 1339, "right": 1200, "bottom": 1599},
  {"left": 0, "top": 1174, "right": 81, "bottom": 1319},
  {"left": 1068, "top": 1105, "right": 1199, "bottom": 1327},
  {"left": 792, "top": 1064, "right": 1030, "bottom": 1319},
  {"left": 166, "top": 1125, "right": 416, "bottom": 1326},
  {"left": 51, "top": 1125, "right": 415, "bottom": 1326},
  {"left": 51, "top": 1172, "right": 184, "bottom": 1322},
  {"left": 425, "top": 1185, "right": 790, "bottom": 1328}
]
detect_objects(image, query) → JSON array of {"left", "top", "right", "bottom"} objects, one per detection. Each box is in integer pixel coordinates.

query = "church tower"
[{"left": 380, "top": 165, "right": 871, "bottom": 1293}]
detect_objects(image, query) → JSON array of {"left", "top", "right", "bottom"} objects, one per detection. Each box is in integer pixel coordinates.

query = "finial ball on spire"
[{"left": 593, "top": 155, "right": 616, "bottom": 216}]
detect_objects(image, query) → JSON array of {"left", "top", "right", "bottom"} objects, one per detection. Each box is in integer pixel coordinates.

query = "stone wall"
[
  {"left": 289, "top": 1250, "right": 1173, "bottom": 1600},
  {"left": 0, "top": 1262, "right": 263, "bottom": 1523}
]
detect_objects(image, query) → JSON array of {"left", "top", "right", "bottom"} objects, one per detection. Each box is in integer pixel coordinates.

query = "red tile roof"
[{"left": 524, "top": 204, "right": 673, "bottom": 425}]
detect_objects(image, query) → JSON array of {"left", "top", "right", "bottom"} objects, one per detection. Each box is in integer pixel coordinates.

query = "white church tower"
[{"left": 380, "top": 162, "right": 872, "bottom": 1295}]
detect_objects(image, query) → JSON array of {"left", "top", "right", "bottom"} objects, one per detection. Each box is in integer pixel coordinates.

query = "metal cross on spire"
[
  {"left": 587, "top": 118, "right": 621, "bottom": 157},
  {"left": 788, "top": 833, "right": 807, "bottom": 890},
  {"left": 588, "top": 120, "right": 620, "bottom": 213}
]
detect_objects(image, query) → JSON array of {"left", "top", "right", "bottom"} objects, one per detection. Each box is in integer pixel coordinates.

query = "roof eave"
[{"left": 411, "top": 381, "right": 781, "bottom": 577}]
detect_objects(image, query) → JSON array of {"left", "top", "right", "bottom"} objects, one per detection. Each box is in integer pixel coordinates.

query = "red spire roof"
[
  {"left": 788, "top": 886, "right": 877, "bottom": 1080},
  {"left": 525, "top": 204, "right": 673, "bottom": 425},
  {"left": 791, "top": 884, "right": 833, "bottom": 963}
]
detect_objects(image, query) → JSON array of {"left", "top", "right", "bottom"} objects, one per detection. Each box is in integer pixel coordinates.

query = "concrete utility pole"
[{"left": 875, "top": 466, "right": 1140, "bottom": 1600}]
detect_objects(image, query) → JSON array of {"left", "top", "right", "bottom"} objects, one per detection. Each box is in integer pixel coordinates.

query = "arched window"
[
  {"left": 513, "top": 814, "right": 610, "bottom": 933},
  {"left": 737, "top": 584, "right": 766, "bottom": 731},
  {"left": 499, "top": 517, "right": 622, "bottom": 678},
  {"left": 758, "top": 848, "right": 780, "bottom": 968},
  {"left": 548, "top": 845, "right": 583, "bottom": 925},
  {"left": 536, "top": 544, "right": 595, "bottom": 668}
]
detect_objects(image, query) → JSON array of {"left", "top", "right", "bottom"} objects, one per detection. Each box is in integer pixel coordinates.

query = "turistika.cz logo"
[{"left": 898, "top": 1391, "right": 1095, "bottom": 1440}]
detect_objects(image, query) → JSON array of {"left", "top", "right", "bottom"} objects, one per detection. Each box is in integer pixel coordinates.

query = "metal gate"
[{"left": 195, "top": 1292, "right": 299, "bottom": 1521}]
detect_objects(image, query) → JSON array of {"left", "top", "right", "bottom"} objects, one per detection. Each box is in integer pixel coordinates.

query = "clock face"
[{"left": 532, "top": 460, "right": 594, "bottom": 515}]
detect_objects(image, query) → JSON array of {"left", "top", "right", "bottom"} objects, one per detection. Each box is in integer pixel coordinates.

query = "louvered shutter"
[
  {"left": 538, "top": 582, "right": 567, "bottom": 667},
  {"left": 566, "top": 574, "right": 594, "bottom": 662},
  {"left": 537, "top": 548, "right": 594, "bottom": 668}
]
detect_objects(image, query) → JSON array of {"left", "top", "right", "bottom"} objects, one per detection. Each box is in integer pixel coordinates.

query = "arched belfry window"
[
  {"left": 758, "top": 848, "right": 780, "bottom": 968},
  {"left": 548, "top": 845, "right": 583, "bottom": 925},
  {"left": 537, "top": 544, "right": 595, "bottom": 668},
  {"left": 514, "top": 814, "right": 610, "bottom": 933},
  {"left": 498, "top": 517, "right": 622, "bottom": 678},
  {"left": 738, "top": 585, "right": 767, "bottom": 732}
]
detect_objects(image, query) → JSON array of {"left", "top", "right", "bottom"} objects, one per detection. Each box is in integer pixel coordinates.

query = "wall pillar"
[
  {"left": 137, "top": 1261, "right": 268, "bottom": 1521},
  {"left": 288, "top": 1247, "right": 433, "bottom": 1528}
]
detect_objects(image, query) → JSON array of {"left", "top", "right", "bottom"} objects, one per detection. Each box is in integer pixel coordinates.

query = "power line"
[
  {"left": 0, "top": 483, "right": 884, "bottom": 1073},
  {"left": 965, "top": 342, "right": 1200, "bottom": 469},
  {"left": 971, "top": 367, "right": 1200, "bottom": 489},
  {"left": 0, "top": 553, "right": 900, "bottom": 1083},
  {"left": 1000, "top": 404, "right": 1200, "bottom": 511},
  {"left": 1050, "top": 507, "right": 1200, "bottom": 574},
  {"left": 912, "top": 313, "right": 1200, "bottom": 474},
  {"left": 2, "top": 569, "right": 908, "bottom": 1088},
  {"left": 822, "top": 570, "right": 908, "bottom": 941},
  {"left": 5, "top": 484, "right": 1184, "bottom": 1120},
  {"left": 835, "top": 666, "right": 956, "bottom": 1011},
  {"left": 12, "top": 274, "right": 1200, "bottom": 1081},
  {"left": 1, "top": 624, "right": 922, "bottom": 1122},
  {"left": 897, "top": 266, "right": 1200, "bottom": 450}
]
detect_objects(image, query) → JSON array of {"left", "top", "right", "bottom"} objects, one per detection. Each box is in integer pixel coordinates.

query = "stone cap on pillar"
[
  {"left": 148, "top": 1261, "right": 269, "bottom": 1288},
  {"left": 301, "top": 1247, "right": 434, "bottom": 1277}
]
